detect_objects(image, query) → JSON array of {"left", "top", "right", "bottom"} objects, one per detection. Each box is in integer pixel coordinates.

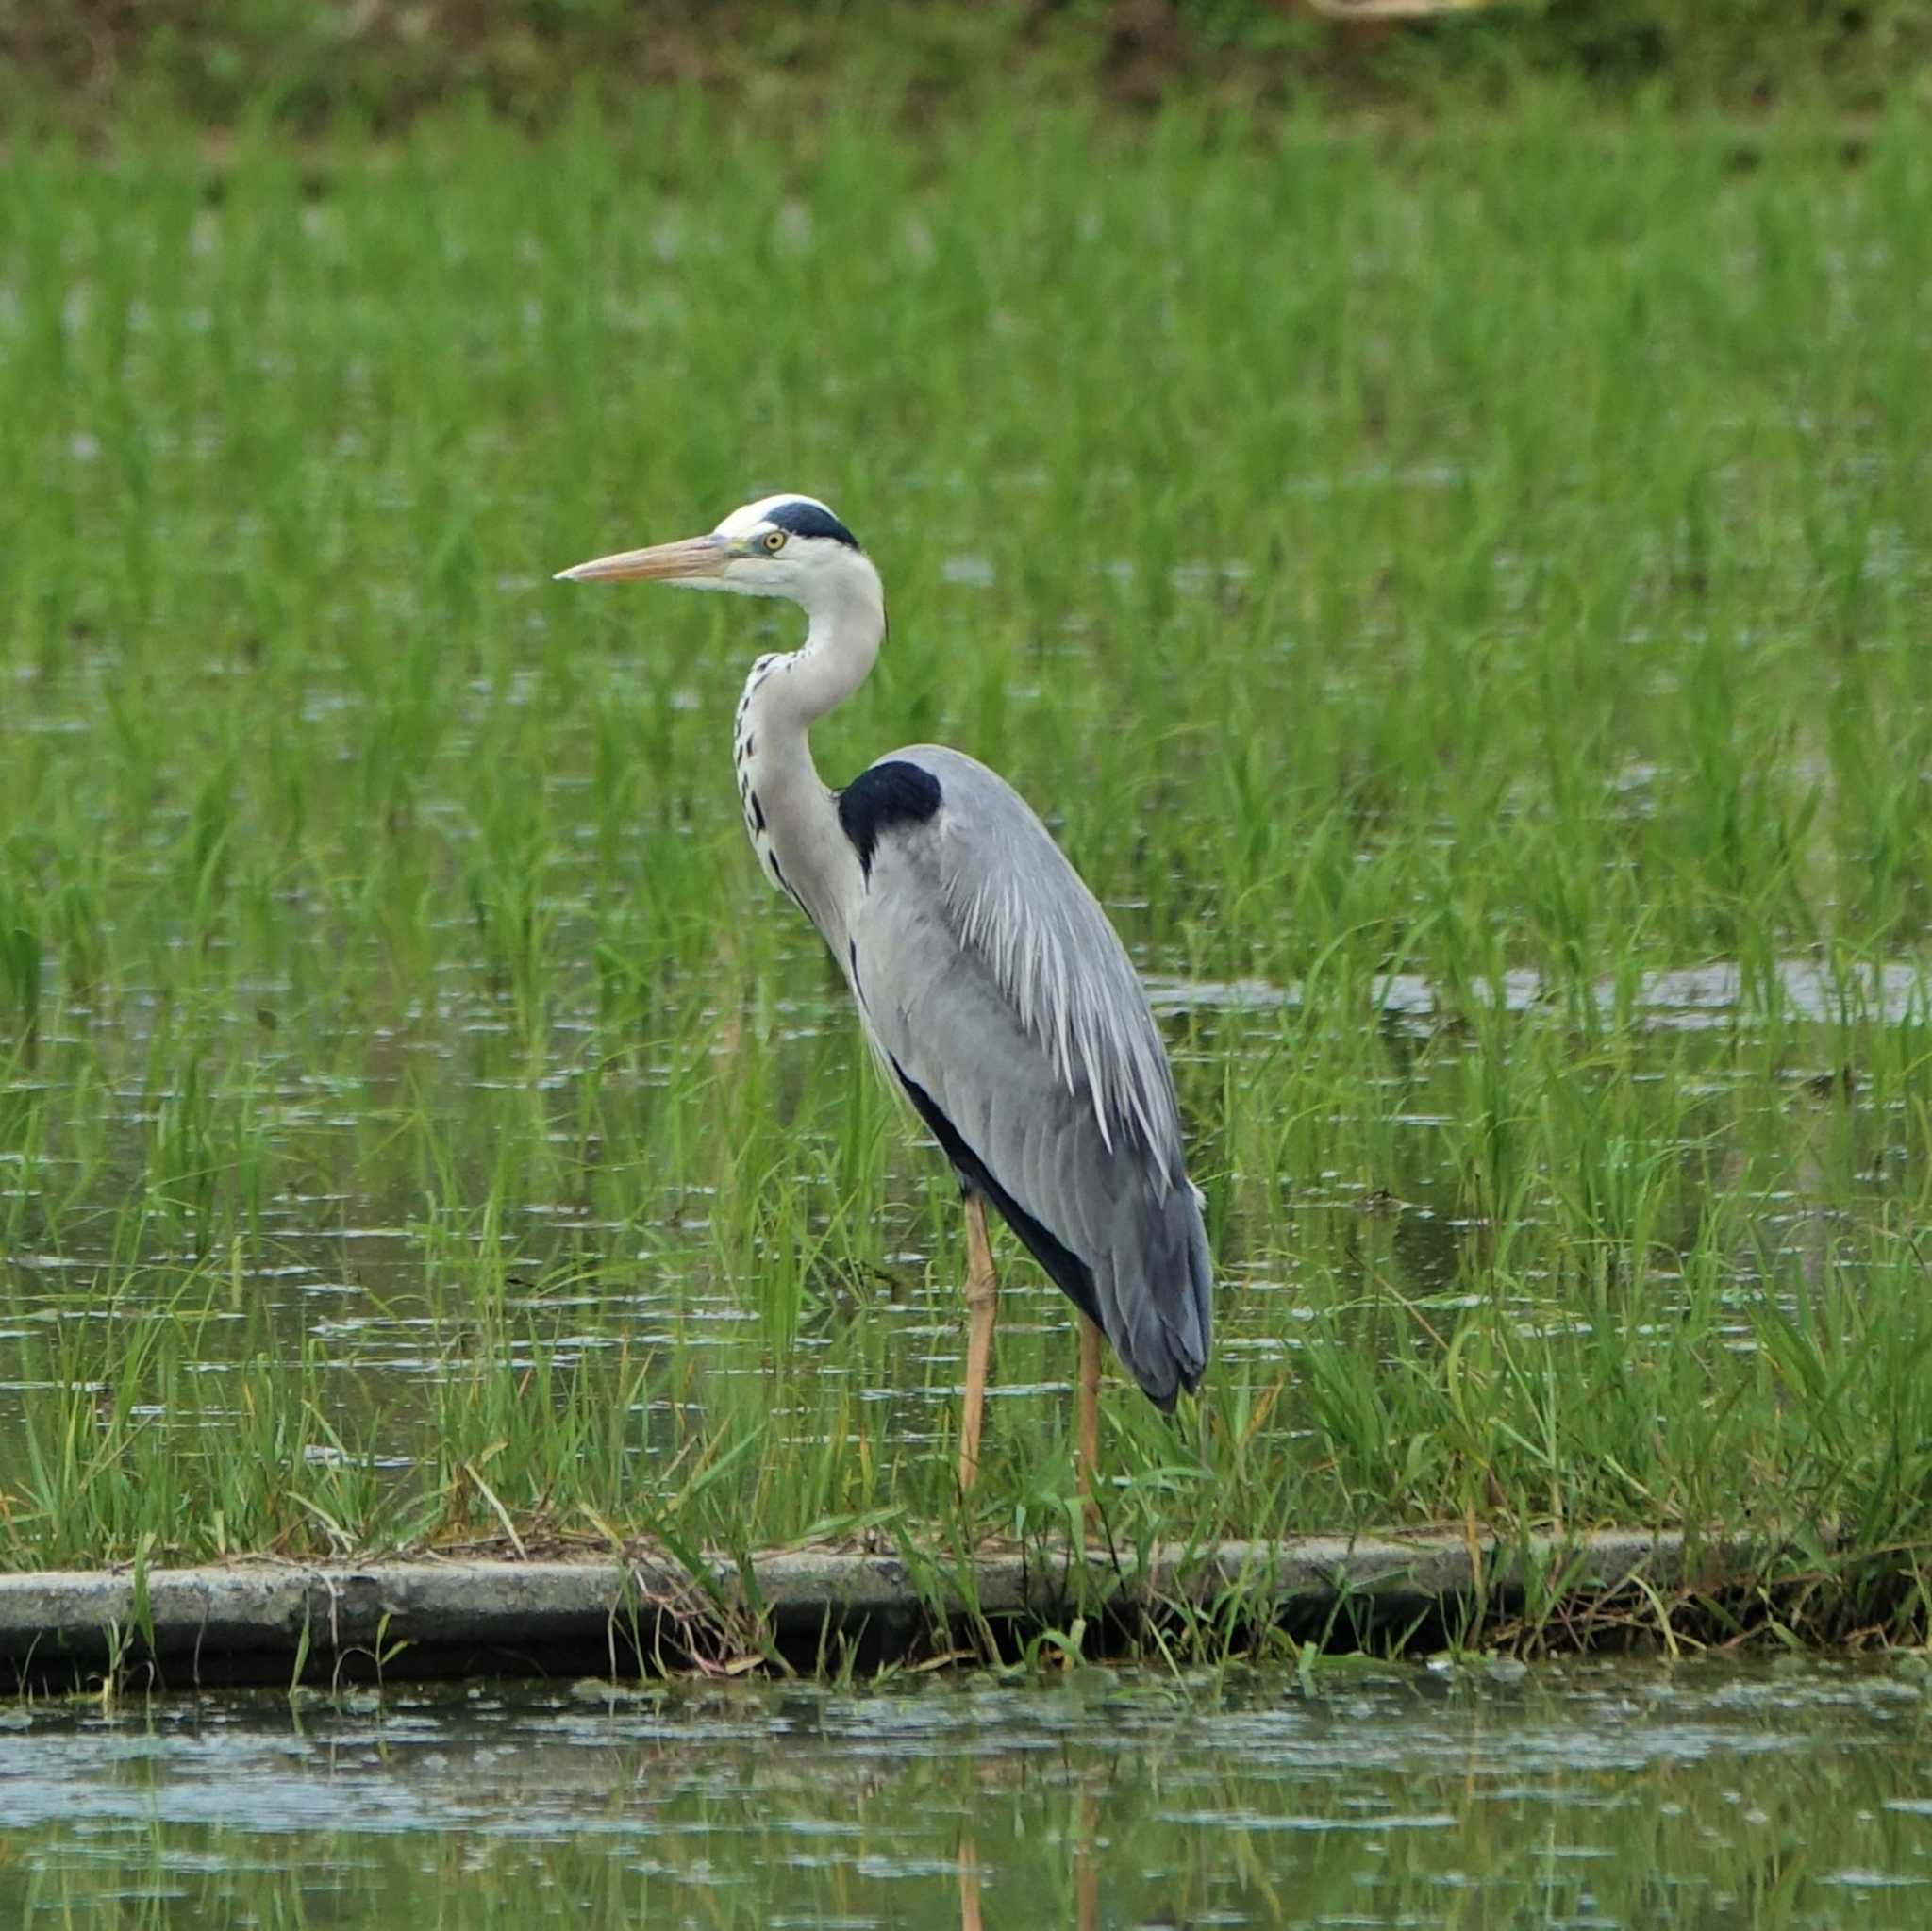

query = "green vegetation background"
[
  {"left": 4, "top": 0, "right": 1931, "bottom": 131},
  {"left": 2, "top": 0, "right": 1931, "bottom": 1653}
]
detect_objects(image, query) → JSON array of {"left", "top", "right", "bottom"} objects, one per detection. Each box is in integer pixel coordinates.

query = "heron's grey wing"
[{"left": 841, "top": 746, "right": 1212, "bottom": 1407}]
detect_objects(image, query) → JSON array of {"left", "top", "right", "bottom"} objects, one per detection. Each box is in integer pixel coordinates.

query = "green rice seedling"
[{"left": 0, "top": 100, "right": 1927, "bottom": 1652}]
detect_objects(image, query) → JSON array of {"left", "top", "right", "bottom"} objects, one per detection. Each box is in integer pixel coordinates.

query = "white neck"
[{"left": 731, "top": 553, "right": 887, "bottom": 941}]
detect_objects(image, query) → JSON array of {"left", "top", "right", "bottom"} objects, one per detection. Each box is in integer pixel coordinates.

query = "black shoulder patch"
[
  {"left": 837, "top": 759, "right": 941, "bottom": 878},
  {"left": 765, "top": 499, "right": 861, "bottom": 550}
]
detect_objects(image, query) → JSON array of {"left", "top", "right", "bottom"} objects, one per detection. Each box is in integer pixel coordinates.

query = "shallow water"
[
  {"left": 8, "top": 1657, "right": 1932, "bottom": 1926},
  {"left": 1, "top": 939, "right": 1925, "bottom": 1502},
  {"left": 1145, "top": 958, "right": 1930, "bottom": 1029},
  {"left": 2, "top": 628, "right": 1926, "bottom": 1503}
]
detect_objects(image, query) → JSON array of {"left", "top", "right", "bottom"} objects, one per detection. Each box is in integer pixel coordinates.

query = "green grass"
[{"left": 2, "top": 100, "right": 1931, "bottom": 1649}]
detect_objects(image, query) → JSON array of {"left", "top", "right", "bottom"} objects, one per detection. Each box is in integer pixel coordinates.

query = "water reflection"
[
  {"left": 6, "top": 1659, "right": 1932, "bottom": 1925},
  {"left": 1145, "top": 957, "right": 1930, "bottom": 1028}
]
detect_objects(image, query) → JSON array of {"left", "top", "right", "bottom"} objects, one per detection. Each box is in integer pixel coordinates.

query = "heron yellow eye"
[{"left": 762, "top": 529, "right": 787, "bottom": 554}]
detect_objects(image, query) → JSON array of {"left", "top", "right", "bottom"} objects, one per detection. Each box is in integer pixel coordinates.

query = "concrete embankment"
[{"left": 0, "top": 1530, "right": 1777, "bottom": 1689}]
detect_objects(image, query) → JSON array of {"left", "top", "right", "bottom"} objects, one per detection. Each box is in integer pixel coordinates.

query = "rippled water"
[
  {"left": 8, "top": 1657, "right": 1932, "bottom": 1925},
  {"left": 2, "top": 941, "right": 1925, "bottom": 1493},
  {"left": 1145, "top": 958, "right": 1930, "bottom": 1028}
]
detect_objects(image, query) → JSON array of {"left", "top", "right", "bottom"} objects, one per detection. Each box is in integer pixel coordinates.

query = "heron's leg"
[
  {"left": 958, "top": 1834, "right": 984, "bottom": 1931},
  {"left": 1075, "top": 1315, "right": 1102, "bottom": 1526},
  {"left": 1075, "top": 1775, "right": 1100, "bottom": 1931},
  {"left": 958, "top": 1190, "right": 998, "bottom": 1493}
]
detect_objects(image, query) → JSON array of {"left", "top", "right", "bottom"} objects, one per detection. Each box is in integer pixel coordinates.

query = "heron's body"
[{"left": 560, "top": 493, "right": 1212, "bottom": 1479}]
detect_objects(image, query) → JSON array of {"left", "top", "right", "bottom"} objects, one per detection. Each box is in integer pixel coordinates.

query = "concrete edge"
[{"left": 0, "top": 1529, "right": 1788, "bottom": 1683}]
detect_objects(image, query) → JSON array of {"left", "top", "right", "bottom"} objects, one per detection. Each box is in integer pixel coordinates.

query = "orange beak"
[{"left": 553, "top": 534, "right": 732, "bottom": 584}]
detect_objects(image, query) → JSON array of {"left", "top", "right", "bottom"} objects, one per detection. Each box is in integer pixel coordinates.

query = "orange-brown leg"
[
  {"left": 958, "top": 1833, "right": 984, "bottom": 1931},
  {"left": 1075, "top": 1315, "right": 1102, "bottom": 1530},
  {"left": 1075, "top": 1776, "right": 1100, "bottom": 1931},
  {"left": 958, "top": 1191, "right": 998, "bottom": 1493}
]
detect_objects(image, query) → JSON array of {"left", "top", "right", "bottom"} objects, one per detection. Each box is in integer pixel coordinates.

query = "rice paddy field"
[{"left": 2, "top": 99, "right": 1931, "bottom": 1647}]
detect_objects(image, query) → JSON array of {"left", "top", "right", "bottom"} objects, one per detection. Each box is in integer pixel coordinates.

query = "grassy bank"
[
  {"left": 6, "top": 0, "right": 1932, "bottom": 132},
  {"left": 2, "top": 102, "right": 1930, "bottom": 1650}
]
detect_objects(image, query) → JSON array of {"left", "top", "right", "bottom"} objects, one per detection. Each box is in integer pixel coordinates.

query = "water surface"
[
  {"left": 4, "top": 946, "right": 1921, "bottom": 1504},
  {"left": 8, "top": 1657, "right": 1932, "bottom": 1925}
]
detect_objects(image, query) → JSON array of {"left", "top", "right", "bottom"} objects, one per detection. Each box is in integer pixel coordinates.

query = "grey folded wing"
[{"left": 841, "top": 745, "right": 1211, "bottom": 1407}]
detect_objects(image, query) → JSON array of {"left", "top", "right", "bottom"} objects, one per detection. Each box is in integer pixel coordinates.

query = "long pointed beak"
[{"left": 553, "top": 534, "right": 730, "bottom": 584}]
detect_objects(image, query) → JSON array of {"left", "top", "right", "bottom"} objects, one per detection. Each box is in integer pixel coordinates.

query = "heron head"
[{"left": 555, "top": 494, "right": 869, "bottom": 606}]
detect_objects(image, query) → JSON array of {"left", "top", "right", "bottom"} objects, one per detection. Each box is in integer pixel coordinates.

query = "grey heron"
[{"left": 557, "top": 494, "right": 1212, "bottom": 1496}]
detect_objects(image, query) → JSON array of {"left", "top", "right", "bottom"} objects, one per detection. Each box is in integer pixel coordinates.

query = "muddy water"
[{"left": 6, "top": 1658, "right": 1932, "bottom": 1925}]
